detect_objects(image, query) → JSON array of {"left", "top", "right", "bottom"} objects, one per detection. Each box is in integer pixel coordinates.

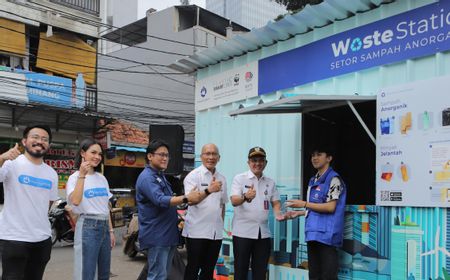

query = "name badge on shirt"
[
  {"left": 264, "top": 200, "right": 269, "bottom": 210},
  {"left": 201, "top": 183, "right": 208, "bottom": 186}
]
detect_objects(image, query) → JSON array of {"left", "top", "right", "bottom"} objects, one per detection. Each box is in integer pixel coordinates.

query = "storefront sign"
[
  {"left": 25, "top": 73, "right": 73, "bottom": 108},
  {"left": 104, "top": 150, "right": 146, "bottom": 168},
  {"left": 195, "top": 62, "right": 258, "bottom": 111},
  {"left": 376, "top": 75, "right": 450, "bottom": 207},
  {"left": 0, "top": 68, "right": 85, "bottom": 109},
  {"left": 259, "top": 0, "right": 450, "bottom": 95},
  {"left": 44, "top": 147, "right": 78, "bottom": 189}
]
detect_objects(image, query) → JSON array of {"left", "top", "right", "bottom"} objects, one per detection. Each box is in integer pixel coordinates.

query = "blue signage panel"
[
  {"left": 25, "top": 73, "right": 73, "bottom": 108},
  {"left": 259, "top": 0, "right": 450, "bottom": 95},
  {"left": 183, "top": 141, "right": 195, "bottom": 154}
]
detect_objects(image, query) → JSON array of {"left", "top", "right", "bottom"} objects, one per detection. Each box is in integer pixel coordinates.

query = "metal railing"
[
  {"left": 85, "top": 87, "right": 97, "bottom": 111},
  {"left": 49, "top": 0, "right": 100, "bottom": 16}
]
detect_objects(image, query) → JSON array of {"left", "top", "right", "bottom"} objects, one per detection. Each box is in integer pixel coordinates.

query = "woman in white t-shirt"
[{"left": 66, "top": 138, "right": 115, "bottom": 280}]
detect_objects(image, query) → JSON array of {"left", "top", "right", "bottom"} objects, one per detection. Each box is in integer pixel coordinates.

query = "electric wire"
[{"left": 27, "top": 1, "right": 209, "bottom": 48}]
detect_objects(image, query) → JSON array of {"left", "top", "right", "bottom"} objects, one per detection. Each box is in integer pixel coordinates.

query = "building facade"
[
  {"left": 205, "top": 0, "right": 287, "bottom": 29},
  {"left": 0, "top": 0, "right": 108, "bottom": 197},
  {"left": 98, "top": 5, "right": 248, "bottom": 138}
]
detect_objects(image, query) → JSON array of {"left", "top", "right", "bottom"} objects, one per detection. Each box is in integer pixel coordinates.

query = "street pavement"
[
  {"left": 0, "top": 224, "right": 148, "bottom": 280},
  {"left": 0, "top": 205, "right": 187, "bottom": 280}
]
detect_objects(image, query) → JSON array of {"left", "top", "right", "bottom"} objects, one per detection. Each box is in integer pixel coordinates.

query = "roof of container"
[{"left": 170, "top": 0, "right": 396, "bottom": 73}]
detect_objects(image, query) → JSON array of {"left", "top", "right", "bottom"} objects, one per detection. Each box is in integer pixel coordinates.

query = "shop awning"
[
  {"left": 0, "top": 18, "right": 25, "bottom": 56},
  {"left": 229, "top": 94, "right": 376, "bottom": 144},
  {"left": 36, "top": 32, "right": 96, "bottom": 84}
]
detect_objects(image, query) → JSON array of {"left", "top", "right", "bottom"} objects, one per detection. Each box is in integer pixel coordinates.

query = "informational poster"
[
  {"left": 377, "top": 75, "right": 450, "bottom": 207},
  {"left": 195, "top": 61, "right": 258, "bottom": 111}
]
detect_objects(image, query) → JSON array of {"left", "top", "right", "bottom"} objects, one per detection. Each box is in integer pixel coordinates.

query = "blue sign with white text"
[
  {"left": 25, "top": 73, "right": 73, "bottom": 108},
  {"left": 259, "top": 0, "right": 450, "bottom": 95}
]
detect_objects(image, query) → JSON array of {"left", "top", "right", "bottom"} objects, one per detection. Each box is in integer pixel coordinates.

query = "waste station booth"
[{"left": 173, "top": 0, "right": 450, "bottom": 278}]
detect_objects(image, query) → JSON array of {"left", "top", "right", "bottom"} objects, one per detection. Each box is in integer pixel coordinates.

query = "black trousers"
[
  {"left": 307, "top": 241, "right": 338, "bottom": 280},
  {"left": 232, "top": 235, "right": 270, "bottom": 280},
  {"left": 1, "top": 238, "right": 52, "bottom": 280},
  {"left": 184, "top": 237, "right": 222, "bottom": 280}
]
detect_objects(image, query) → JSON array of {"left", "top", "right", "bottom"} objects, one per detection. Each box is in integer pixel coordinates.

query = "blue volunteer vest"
[{"left": 305, "top": 167, "right": 346, "bottom": 247}]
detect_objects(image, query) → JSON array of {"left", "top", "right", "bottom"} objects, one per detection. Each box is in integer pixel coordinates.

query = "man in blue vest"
[{"left": 285, "top": 146, "right": 346, "bottom": 280}]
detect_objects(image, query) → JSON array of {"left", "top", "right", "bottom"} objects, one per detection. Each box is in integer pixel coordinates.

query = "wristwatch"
[
  {"left": 182, "top": 195, "right": 189, "bottom": 204},
  {"left": 204, "top": 188, "right": 211, "bottom": 196}
]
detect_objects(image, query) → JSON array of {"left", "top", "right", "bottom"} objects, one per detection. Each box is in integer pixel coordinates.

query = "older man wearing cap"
[{"left": 230, "top": 147, "right": 283, "bottom": 280}]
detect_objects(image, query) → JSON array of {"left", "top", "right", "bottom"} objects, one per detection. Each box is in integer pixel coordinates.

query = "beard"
[{"left": 25, "top": 143, "right": 48, "bottom": 158}]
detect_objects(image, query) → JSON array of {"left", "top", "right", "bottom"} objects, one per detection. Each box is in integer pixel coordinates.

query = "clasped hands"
[{"left": 275, "top": 199, "right": 307, "bottom": 221}]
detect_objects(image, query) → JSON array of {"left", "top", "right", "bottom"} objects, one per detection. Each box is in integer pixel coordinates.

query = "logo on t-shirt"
[
  {"left": 84, "top": 188, "right": 109, "bottom": 198},
  {"left": 18, "top": 175, "right": 52, "bottom": 190}
]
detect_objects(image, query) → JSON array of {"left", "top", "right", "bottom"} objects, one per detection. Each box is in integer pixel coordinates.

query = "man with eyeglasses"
[
  {"left": 230, "top": 147, "right": 283, "bottom": 280},
  {"left": 136, "top": 139, "right": 202, "bottom": 280},
  {"left": 182, "top": 143, "right": 228, "bottom": 280},
  {"left": 0, "top": 125, "right": 58, "bottom": 280}
]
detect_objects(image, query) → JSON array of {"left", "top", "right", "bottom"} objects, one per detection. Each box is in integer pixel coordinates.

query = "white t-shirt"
[
  {"left": 182, "top": 165, "right": 228, "bottom": 240},
  {"left": 0, "top": 154, "right": 58, "bottom": 242},
  {"left": 231, "top": 170, "right": 280, "bottom": 239},
  {"left": 66, "top": 171, "right": 112, "bottom": 215}
]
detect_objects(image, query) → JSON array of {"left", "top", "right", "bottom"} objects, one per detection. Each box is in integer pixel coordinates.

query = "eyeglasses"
[
  {"left": 202, "top": 152, "right": 219, "bottom": 157},
  {"left": 249, "top": 158, "right": 266, "bottom": 163},
  {"left": 152, "top": 152, "right": 170, "bottom": 159},
  {"left": 29, "top": 134, "right": 49, "bottom": 143}
]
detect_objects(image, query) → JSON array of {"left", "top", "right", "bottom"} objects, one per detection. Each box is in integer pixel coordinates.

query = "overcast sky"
[{"left": 150, "top": 0, "right": 206, "bottom": 11}]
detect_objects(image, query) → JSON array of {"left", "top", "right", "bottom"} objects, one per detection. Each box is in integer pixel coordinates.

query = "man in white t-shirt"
[
  {"left": 0, "top": 125, "right": 58, "bottom": 280},
  {"left": 182, "top": 143, "right": 228, "bottom": 280}
]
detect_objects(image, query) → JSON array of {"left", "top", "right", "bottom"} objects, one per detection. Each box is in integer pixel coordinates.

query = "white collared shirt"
[
  {"left": 182, "top": 164, "right": 228, "bottom": 240},
  {"left": 231, "top": 170, "right": 280, "bottom": 239}
]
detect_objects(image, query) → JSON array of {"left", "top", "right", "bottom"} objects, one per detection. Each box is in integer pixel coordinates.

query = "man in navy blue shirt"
[{"left": 136, "top": 139, "right": 201, "bottom": 280}]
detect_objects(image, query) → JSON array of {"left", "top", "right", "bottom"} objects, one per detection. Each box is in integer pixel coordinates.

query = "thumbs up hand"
[
  {"left": 245, "top": 184, "right": 256, "bottom": 202},
  {"left": 209, "top": 176, "right": 222, "bottom": 193},
  {"left": 0, "top": 143, "right": 22, "bottom": 161}
]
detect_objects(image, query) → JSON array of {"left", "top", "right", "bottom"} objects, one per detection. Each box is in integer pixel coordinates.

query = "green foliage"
[{"left": 274, "top": 0, "right": 324, "bottom": 12}]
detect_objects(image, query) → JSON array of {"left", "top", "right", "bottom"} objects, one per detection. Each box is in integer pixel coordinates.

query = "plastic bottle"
[
  {"left": 400, "top": 162, "right": 409, "bottom": 182},
  {"left": 390, "top": 116, "right": 395, "bottom": 134}
]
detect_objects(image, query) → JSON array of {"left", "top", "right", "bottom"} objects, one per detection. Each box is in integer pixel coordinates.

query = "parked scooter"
[
  {"left": 123, "top": 206, "right": 186, "bottom": 258},
  {"left": 48, "top": 198, "right": 76, "bottom": 245},
  {"left": 122, "top": 212, "right": 141, "bottom": 258}
]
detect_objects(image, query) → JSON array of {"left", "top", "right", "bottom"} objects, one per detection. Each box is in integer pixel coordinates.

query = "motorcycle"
[
  {"left": 123, "top": 206, "right": 186, "bottom": 258},
  {"left": 48, "top": 198, "right": 76, "bottom": 245},
  {"left": 122, "top": 212, "right": 141, "bottom": 258}
]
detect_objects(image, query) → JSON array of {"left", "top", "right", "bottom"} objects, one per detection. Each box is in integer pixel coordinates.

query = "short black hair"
[
  {"left": 23, "top": 125, "right": 52, "bottom": 142},
  {"left": 310, "top": 145, "right": 334, "bottom": 157},
  {"left": 74, "top": 138, "right": 104, "bottom": 172},
  {"left": 146, "top": 139, "right": 170, "bottom": 155}
]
